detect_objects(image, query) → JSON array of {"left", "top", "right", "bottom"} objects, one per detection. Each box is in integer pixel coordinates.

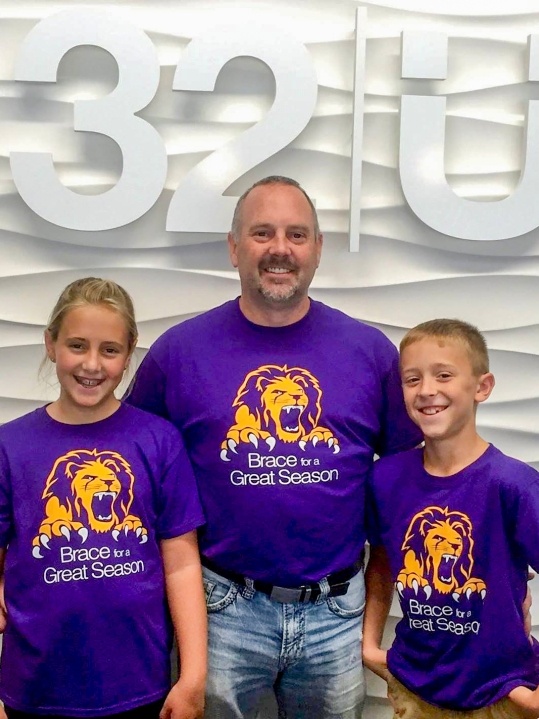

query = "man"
[{"left": 125, "top": 176, "right": 421, "bottom": 718}]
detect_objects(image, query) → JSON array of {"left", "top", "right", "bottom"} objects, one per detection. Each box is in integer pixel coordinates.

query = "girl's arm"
[
  {"left": 159, "top": 531, "right": 207, "bottom": 719},
  {"left": 0, "top": 548, "right": 5, "bottom": 633},
  {"left": 363, "top": 544, "right": 393, "bottom": 680}
]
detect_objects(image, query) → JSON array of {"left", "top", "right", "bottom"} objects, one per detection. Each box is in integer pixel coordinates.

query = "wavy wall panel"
[{"left": 1, "top": 1, "right": 539, "bottom": 716}]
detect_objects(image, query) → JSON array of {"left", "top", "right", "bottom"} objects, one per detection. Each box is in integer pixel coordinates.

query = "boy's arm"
[
  {"left": 159, "top": 531, "right": 207, "bottom": 719},
  {"left": 363, "top": 544, "right": 393, "bottom": 680}
]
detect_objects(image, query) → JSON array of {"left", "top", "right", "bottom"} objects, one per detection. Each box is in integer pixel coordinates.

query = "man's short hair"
[
  {"left": 400, "top": 318, "right": 490, "bottom": 375},
  {"left": 230, "top": 175, "right": 320, "bottom": 238}
]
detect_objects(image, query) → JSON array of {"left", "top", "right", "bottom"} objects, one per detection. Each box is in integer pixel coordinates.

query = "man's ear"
[
  {"left": 228, "top": 232, "right": 239, "bottom": 268},
  {"left": 316, "top": 233, "right": 323, "bottom": 267}
]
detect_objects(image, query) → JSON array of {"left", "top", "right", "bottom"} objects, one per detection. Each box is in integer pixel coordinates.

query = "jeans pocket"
[
  {"left": 203, "top": 568, "right": 240, "bottom": 613},
  {"left": 326, "top": 569, "right": 366, "bottom": 618}
]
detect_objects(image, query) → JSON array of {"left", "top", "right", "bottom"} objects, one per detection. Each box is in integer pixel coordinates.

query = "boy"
[{"left": 363, "top": 319, "right": 539, "bottom": 718}]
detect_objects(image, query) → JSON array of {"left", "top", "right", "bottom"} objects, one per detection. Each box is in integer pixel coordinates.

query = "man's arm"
[
  {"left": 124, "top": 350, "right": 170, "bottom": 420},
  {"left": 363, "top": 544, "right": 393, "bottom": 681},
  {"left": 159, "top": 532, "right": 207, "bottom": 719}
]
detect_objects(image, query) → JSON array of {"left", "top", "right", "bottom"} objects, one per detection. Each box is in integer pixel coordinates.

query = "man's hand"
[
  {"left": 159, "top": 679, "right": 204, "bottom": 719},
  {"left": 362, "top": 644, "right": 389, "bottom": 681}
]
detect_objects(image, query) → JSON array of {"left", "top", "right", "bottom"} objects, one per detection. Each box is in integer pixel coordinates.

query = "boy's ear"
[{"left": 475, "top": 372, "right": 495, "bottom": 404}]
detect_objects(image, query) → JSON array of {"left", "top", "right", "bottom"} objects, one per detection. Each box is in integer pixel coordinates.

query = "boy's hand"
[
  {"left": 159, "top": 678, "right": 204, "bottom": 719},
  {"left": 362, "top": 644, "right": 389, "bottom": 681},
  {"left": 509, "top": 686, "right": 539, "bottom": 719}
]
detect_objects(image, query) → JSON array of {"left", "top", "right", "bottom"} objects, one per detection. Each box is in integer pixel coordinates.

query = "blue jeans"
[{"left": 203, "top": 566, "right": 366, "bottom": 719}]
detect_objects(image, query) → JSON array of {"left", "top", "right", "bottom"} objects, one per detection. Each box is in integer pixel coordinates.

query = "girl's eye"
[{"left": 403, "top": 377, "right": 419, "bottom": 386}]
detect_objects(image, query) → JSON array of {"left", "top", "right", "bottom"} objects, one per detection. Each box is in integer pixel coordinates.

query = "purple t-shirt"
[
  {"left": 126, "top": 299, "right": 420, "bottom": 584},
  {"left": 368, "top": 445, "right": 539, "bottom": 710},
  {"left": 0, "top": 403, "right": 204, "bottom": 717}
]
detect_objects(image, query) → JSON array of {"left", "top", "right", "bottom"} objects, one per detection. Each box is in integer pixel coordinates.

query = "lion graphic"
[
  {"left": 220, "top": 364, "right": 339, "bottom": 460},
  {"left": 32, "top": 449, "right": 148, "bottom": 559},
  {"left": 396, "top": 506, "right": 486, "bottom": 601}
]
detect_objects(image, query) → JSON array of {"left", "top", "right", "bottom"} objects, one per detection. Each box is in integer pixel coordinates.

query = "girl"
[{"left": 0, "top": 278, "right": 206, "bottom": 719}]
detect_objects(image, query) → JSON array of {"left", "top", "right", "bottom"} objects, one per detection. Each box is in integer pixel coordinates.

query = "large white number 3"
[
  {"left": 166, "top": 21, "right": 318, "bottom": 233},
  {"left": 10, "top": 9, "right": 167, "bottom": 231}
]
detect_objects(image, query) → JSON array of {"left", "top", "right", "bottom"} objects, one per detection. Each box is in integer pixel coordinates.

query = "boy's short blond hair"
[{"left": 400, "top": 319, "right": 489, "bottom": 376}]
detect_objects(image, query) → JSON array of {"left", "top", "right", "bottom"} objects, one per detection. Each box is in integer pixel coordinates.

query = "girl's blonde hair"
[{"left": 46, "top": 277, "right": 138, "bottom": 350}]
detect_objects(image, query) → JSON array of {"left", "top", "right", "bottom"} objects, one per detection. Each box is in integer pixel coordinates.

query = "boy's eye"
[
  {"left": 438, "top": 373, "right": 452, "bottom": 380},
  {"left": 103, "top": 347, "right": 120, "bottom": 355},
  {"left": 403, "top": 377, "right": 419, "bottom": 386}
]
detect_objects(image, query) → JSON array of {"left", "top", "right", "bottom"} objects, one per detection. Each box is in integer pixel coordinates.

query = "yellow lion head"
[
  {"left": 232, "top": 364, "right": 322, "bottom": 443},
  {"left": 401, "top": 506, "right": 474, "bottom": 594},
  {"left": 42, "top": 449, "right": 135, "bottom": 533}
]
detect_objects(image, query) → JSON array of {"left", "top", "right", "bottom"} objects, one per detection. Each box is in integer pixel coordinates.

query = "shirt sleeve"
[
  {"left": 365, "top": 466, "right": 383, "bottom": 547},
  {"left": 376, "top": 341, "right": 422, "bottom": 457},
  {"left": 504, "top": 470, "right": 539, "bottom": 572},
  {"left": 0, "top": 444, "right": 13, "bottom": 548},
  {"left": 124, "top": 349, "right": 170, "bottom": 421},
  {"left": 155, "top": 429, "right": 205, "bottom": 541}
]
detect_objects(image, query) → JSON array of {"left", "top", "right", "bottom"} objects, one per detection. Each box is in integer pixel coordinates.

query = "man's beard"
[
  {"left": 258, "top": 282, "right": 299, "bottom": 304},
  {"left": 257, "top": 258, "right": 299, "bottom": 304}
]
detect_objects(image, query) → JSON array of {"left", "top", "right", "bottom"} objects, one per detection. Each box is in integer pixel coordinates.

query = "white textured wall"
[{"left": 1, "top": 1, "right": 539, "bottom": 716}]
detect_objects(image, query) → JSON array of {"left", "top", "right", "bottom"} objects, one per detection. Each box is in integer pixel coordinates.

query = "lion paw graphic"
[
  {"left": 298, "top": 426, "right": 340, "bottom": 454},
  {"left": 112, "top": 515, "right": 148, "bottom": 544},
  {"left": 396, "top": 570, "right": 432, "bottom": 600},
  {"left": 220, "top": 423, "right": 276, "bottom": 462},
  {"left": 32, "top": 497, "right": 89, "bottom": 558},
  {"left": 452, "top": 577, "right": 486, "bottom": 602}
]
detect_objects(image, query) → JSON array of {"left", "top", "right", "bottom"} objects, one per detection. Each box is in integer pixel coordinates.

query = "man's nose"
[{"left": 269, "top": 230, "right": 292, "bottom": 255}]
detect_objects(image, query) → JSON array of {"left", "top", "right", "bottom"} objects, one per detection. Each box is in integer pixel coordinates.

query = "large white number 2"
[
  {"left": 10, "top": 9, "right": 167, "bottom": 232},
  {"left": 166, "top": 22, "right": 318, "bottom": 232}
]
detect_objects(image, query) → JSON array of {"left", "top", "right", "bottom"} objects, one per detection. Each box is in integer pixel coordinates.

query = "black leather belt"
[{"left": 201, "top": 554, "right": 364, "bottom": 604}]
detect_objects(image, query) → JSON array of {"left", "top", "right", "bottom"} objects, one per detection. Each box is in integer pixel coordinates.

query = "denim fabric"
[{"left": 203, "top": 566, "right": 366, "bottom": 719}]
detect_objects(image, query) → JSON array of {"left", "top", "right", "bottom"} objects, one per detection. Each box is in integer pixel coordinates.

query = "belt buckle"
[{"left": 269, "top": 585, "right": 312, "bottom": 603}]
